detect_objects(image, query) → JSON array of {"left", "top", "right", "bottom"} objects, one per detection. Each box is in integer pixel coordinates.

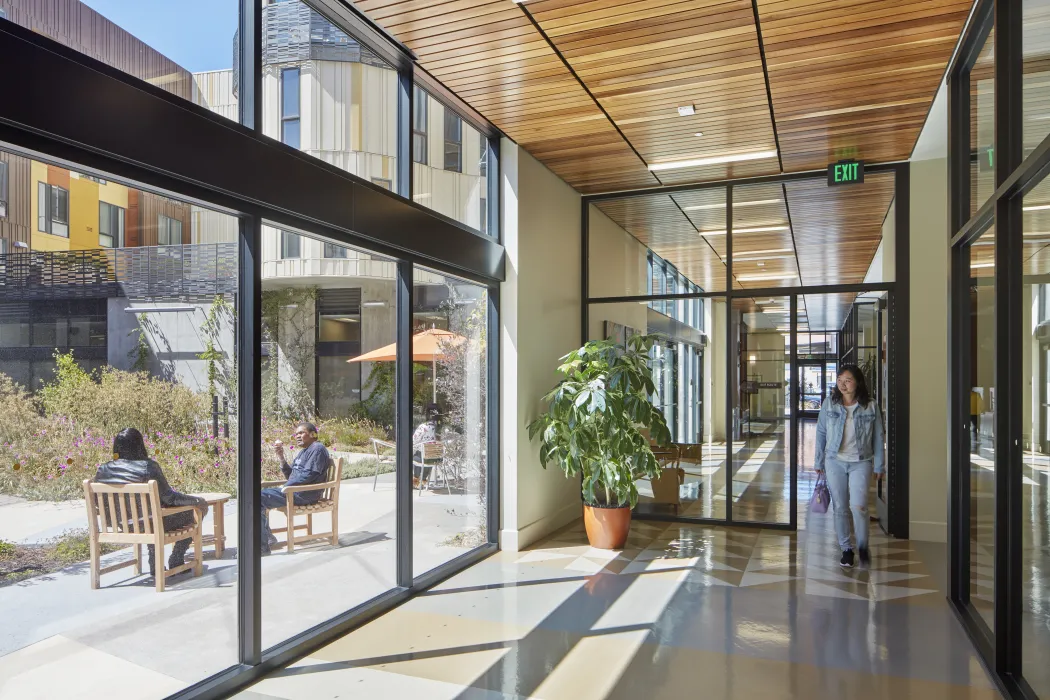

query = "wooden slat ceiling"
[
  {"left": 757, "top": 0, "right": 972, "bottom": 172},
  {"left": 357, "top": 0, "right": 970, "bottom": 193}
]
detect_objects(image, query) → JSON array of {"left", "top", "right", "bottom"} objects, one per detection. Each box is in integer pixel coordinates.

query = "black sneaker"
[
  {"left": 840, "top": 549, "right": 856, "bottom": 568},
  {"left": 859, "top": 548, "right": 871, "bottom": 567}
]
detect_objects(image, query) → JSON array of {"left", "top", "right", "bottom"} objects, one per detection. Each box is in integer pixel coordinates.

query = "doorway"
[{"left": 798, "top": 361, "right": 827, "bottom": 418}]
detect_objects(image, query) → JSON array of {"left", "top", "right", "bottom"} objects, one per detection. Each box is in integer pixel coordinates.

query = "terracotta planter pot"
[{"left": 583, "top": 504, "right": 632, "bottom": 550}]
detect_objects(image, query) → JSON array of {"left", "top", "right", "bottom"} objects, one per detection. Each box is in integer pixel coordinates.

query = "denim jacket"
[{"left": 814, "top": 398, "right": 885, "bottom": 473}]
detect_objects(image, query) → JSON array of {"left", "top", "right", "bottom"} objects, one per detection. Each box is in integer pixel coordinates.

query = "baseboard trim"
[
  {"left": 908, "top": 520, "right": 947, "bottom": 543},
  {"left": 500, "top": 501, "right": 580, "bottom": 552}
]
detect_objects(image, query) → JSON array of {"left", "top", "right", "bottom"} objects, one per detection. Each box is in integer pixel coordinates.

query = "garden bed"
[{"left": 0, "top": 530, "right": 122, "bottom": 587}]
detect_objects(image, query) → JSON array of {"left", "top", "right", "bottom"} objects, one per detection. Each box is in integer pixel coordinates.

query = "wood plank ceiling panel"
[
  {"left": 526, "top": 0, "right": 781, "bottom": 185},
  {"left": 785, "top": 173, "right": 895, "bottom": 327},
  {"left": 595, "top": 194, "right": 730, "bottom": 292},
  {"left": 355, "top": 0, "right": 659, "bottom": 192},
  {"left": 756, "top": 0, "right": 972, "bottom": 172}
]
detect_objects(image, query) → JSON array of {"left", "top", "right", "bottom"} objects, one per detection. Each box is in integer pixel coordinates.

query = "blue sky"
[{"left": 81, "top": 1, "right": 239, "bottom": 73}]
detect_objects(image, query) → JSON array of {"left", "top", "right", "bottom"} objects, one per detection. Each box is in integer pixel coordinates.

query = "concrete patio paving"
[{"left": 0, "top": 472, "right": 487, "bottom": 700}]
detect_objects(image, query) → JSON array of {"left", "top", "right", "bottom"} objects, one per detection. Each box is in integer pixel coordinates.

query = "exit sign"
[{"left": 828, "top": 159, "right": 864, "bottom": 186}]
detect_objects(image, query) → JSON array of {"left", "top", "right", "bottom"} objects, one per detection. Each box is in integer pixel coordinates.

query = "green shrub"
[
  {"left": 0, "top": 540, "right": 15, "bottom": 559},
  {"left": 39, "top": 352, "right": 206, "bottom": 436},
  {"left": 0, "top": 373, "right": 43, "bottom": 438},
  {"left": 318, "top": 416, "right": 387, "bottom": 452}
]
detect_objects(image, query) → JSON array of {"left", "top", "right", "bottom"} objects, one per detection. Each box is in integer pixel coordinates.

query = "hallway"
[{"left": 234, "top": 501, "right": 998, "bottom": 700}]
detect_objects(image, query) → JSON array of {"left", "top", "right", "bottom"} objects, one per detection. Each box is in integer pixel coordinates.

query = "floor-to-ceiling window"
[
  {"left": 0, "top": 3, "right": 502, "bottom": 698},
  {"left": 949, "top": 1, "right": 1050, "bottom": 695}
]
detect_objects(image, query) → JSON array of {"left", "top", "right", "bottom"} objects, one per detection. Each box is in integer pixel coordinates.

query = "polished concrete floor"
[{"left": 235, "top": 468, "right": 1002, "bottom": 699}]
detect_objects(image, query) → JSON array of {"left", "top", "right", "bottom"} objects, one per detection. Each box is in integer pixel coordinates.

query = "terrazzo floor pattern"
[{"left": 235, "top": 505, "right": 1001, "bottom": 700}]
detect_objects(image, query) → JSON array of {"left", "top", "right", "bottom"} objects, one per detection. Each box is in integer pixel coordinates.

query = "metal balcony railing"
[{"left": 0, "top": 243, "right": 239, "bottom": 301}]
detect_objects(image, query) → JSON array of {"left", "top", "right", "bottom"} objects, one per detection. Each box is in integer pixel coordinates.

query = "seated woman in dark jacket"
[{"left": 93, "top": 428, "right": 208, "bottom": 577}]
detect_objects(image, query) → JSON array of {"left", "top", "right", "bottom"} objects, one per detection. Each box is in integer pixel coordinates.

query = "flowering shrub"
[{"left": 0, "top": 352, "right": 396, "bottom": 502}]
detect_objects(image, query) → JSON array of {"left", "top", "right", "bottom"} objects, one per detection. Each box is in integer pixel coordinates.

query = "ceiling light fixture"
[
  {"left": 1024, "top": 204, "right": 1050, "bottom": 211},
  {"left": 699, "top": 225, "right": 790, "bottom": 236},
  {"left": 677, "top": 105, "right": 696, "bottom": 116},
  {"left": 694, "top": 132, "right": 704, "bottom": 137},
  {"left": 648, "top": 149, "right": 778, "bottom": 172},
  {"left": 736, "top": 273, "right": 799, "bottom": 282},
  {"left": 970, "top": 262, "right": 995, "bottom": 269},
  {"left": 683, "top": 199, "right": 782, "bottom": 211}
]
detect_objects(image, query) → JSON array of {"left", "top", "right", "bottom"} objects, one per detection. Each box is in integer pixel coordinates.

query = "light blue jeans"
[{"left": 824, "top": 457, "right": 873, "bottom": 552}]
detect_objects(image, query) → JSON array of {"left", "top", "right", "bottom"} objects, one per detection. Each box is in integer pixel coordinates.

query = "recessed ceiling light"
[
  {"left": 698, "top": 225, "right": 790, "bottom": 236},
  {"left": 677, "top": 105, "right": 696, "bottom": 116},
  {"left": 1024, "top": 204, "right": 1050, "bottom": 211},
  {"left": 648, "top": 150, "right": 778, "bottom": 172},
  {"left": 694, "top": 132, "right": 704, "bottom": 137},
  {"left": 970, "top": 262, "right": 995, "bottom": 269}
]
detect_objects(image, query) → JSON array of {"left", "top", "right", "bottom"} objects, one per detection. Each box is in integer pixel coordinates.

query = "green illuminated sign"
[{"left": 827, "top": 159, "right": 864, "bottom": 186}]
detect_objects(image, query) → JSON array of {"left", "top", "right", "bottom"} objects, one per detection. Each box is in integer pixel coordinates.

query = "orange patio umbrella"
[{"left": 347, "top": 328, "right": 465, "bottom": 403}]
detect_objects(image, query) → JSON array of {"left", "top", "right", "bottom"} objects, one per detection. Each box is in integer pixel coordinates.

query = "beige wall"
[
  {"left": 909, "top": 156, "right": 949, "bottom": 542},
  {"left": 587, "top": 205, "right": 648, "bottom": 341},
  {"left": 500, "top": 141, "right": 583, "bottom": 551}
]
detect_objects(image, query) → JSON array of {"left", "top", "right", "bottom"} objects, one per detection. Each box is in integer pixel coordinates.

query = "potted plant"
[{"left": 527, "top": 334, "right": 671, "bottom": 549}]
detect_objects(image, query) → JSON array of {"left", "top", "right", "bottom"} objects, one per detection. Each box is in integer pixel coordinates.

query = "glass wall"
[
  {"left": 1022, "top": 179, "right": 1050, "bottom": 698},
  {"left": 949, "top": 4, "right": 1050, "bottom": 695},
  {"left": 0, "top": 0, "right": 240, "bottom": 123},
  {"left": 412, "top": 90, "right": 489, "bottom": 232},
  {"left": 731, "top": 297, "right": 792, "bottom": 525},
  {"left": 258, "top": 226, "right": 398, "bottom": 649},
  {"left": 260, "top": 0, "right": 400, "bottom": 191},
  {"left": 411, "top": 267, "right": 488, "bottom": 575},
  {"left": 0, "top": 148, "right": 242, "bottom": 694}
]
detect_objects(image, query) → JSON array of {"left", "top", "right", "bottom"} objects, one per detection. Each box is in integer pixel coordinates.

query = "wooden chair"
[
  {"left": 83, "top": 479, "right": 204, "bottom": 593},
  {"left": 370, "top": 438, "right": 395, "bottom": 491},
  {"left": 414, "top": 441, "right": 449, "bottom": 495},
  {"left": 262, "top": 457, "right": 344, "bottom": 553}
]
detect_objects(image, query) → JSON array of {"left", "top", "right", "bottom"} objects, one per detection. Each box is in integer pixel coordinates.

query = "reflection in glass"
[
  {"left": 969, "top": 227, "right": 996, "bottom": 628},
  {"left": 1024, "top": 0, "right": 1050, "bottom": 158},
  {"left": 970, "top": 27, "right": 996, "bottom": 216},
  {"left": 412, "top": 267, "right": 489, "bottom": 576},
  {"left": 412, "top": 91, "right": 488, "bottom": 231},
  {"left": 731, "top": 297, "right": 792, "bottom": 524},
  {"left": 1022, "top": 180, "right": 1050, "bottom": 697}
]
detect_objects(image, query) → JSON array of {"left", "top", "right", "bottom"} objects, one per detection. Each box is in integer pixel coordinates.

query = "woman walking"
[{"left": 814, "top": 365, "right": 884, "bottom": 568}]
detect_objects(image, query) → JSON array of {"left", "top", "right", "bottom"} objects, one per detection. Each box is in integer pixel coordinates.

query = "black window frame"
[
  {"left": 37, "top": 182, "right": 69, "bottom": 237},
  {"left": 412, "top": 84, "right": 427, "bottom": 165},
  {"left": 323, "top": 240, "right": 346, "bottom": 258},
  {"left": 99, "top": 201, "right": 125, "bottom": 248},
  {"left": 0, "top": 160, "right": 7, "bottom": 218},
  {"left": 280, "top": 229, "right": 301, "bottom": 259},
  {"left": 443, "top": 108, "right": 462, "bottom": 173},
  {"left": 158, "top": 213, "right": 182, "bottom": 246},
  {"left": 280, "top": 66, "right": 301, "bottom": 150}
]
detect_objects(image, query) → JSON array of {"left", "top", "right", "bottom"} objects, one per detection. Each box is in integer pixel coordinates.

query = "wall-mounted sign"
[
  {"left": 758, "top": 381, "right": 783, "bottom": 389},
  {"left": 827, "top": 159, "right": 864, "bottom": 186}
]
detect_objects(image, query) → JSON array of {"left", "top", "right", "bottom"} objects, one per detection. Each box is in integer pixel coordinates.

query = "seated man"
[{"left": 261, "top": 422, "right": 331, "bottom": 554}]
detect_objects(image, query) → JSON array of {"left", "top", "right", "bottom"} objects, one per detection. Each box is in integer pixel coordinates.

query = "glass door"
[{"left": 799, "top": 362, "right": 825, "bottom": 418}]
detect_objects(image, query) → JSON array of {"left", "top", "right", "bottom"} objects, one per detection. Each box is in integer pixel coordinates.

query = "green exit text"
[{"left": 827, "top": 159, "right": 865, "bottom": 186}]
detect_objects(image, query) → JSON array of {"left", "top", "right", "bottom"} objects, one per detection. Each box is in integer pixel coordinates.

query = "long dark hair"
[
  {"left": 831, "top": 364, "right": 871, "bottom": 407},
  {"left": 113, "top": 428, "right": 149, "bottom": 461}
]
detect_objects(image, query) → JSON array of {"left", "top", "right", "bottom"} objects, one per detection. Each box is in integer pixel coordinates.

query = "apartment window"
[
  {"left": 480, "top": 197, "right": 487, "bottom": 235},
  {"left": 99, "top": 202, "right": 125, "bottom": 248},
  {"left": 0, "top": 161, "right": 7, "bottom": 218},
  {"left": 281, "top": 230, "right": 301, "bottom": 259},
  {"left": 412, "top": 85, "right": 428, "bottom": 165},
  {"left": 37, "top": 183, "right": 69, "bottom": 237},
  {"left": 323, "top": 242, "right": 347, "bottom": 259},
  {"left": 479, "top": 133, "right": 488, "bottom": 177},
  {"left": 371, "top": 178, "right": 392, "bottom": 191},
  {"left": 0, "top": 8, "right": 7, "bottom": 19},
  {"left": 444, "top": 111, "right": 462, "bottom": 173},
  {"left": 281, "top": 67, "right": 301, "bottom": 149},
  {"left": 158, "top": 214, "right": 182, "bottom": 246}
]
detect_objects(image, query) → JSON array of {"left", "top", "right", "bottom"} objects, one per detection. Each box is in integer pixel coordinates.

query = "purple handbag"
[{"left": 810, "top": 472, "right": 830, "bottom": 514}]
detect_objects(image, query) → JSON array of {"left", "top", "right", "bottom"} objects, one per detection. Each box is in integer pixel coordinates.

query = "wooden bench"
[
  {"left": 83, "top": 479, "right": 204, "bottom": 593},
  {"left": 262, "top": 457, "right": 344, "bottom": 553}
]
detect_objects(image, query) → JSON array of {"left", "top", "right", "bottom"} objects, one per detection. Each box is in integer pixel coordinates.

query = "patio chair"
[
  {"left": 370, "top": 437, "right": 395, "bottom": 491},
  {"left": 414, "top": 441, "right": 450, "bottom": 495},
  {"left": 261, "top": 457, "right": 344, "bottom": 553},
  {"left": 649, "top": 445, "right": 684, "bottom": 512},
  {"left": 82, "top": 479, "right": 204, "bottom": 593}
]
